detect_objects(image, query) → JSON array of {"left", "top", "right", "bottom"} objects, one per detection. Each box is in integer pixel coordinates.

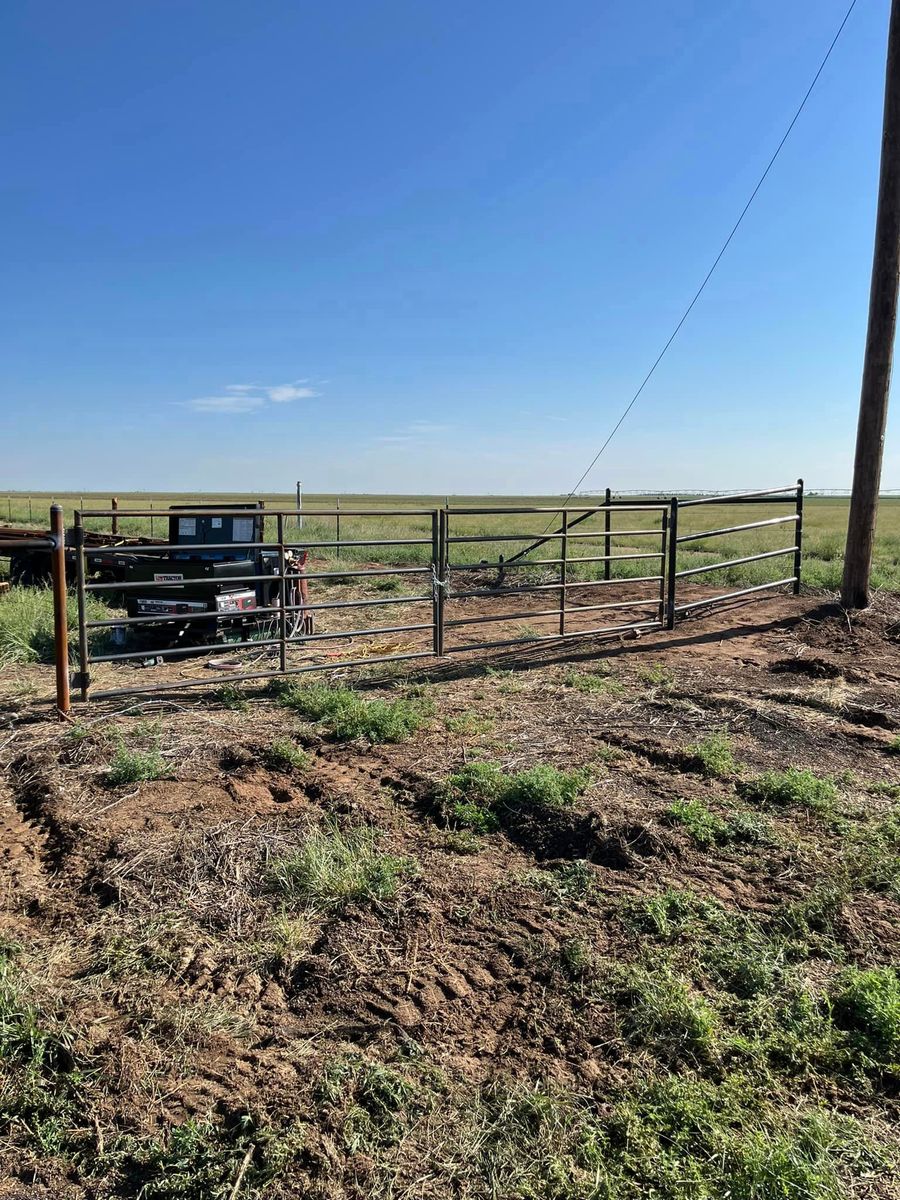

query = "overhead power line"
[{"left": 553, "top": 0, "right": 860, "bottom": 512}]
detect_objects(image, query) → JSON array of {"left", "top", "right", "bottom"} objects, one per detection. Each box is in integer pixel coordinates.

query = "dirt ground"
[{"left": 1, "top": 589, "right": 899, "bottom": 1197}]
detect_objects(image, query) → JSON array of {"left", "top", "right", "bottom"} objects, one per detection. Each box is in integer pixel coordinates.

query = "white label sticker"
[
  {"left": 153, "top": 573, "right": 184, "bottom": 583},
  {"left": 211, "top": 517, "right": 222, "bottom": 529},
  {"left": 178, "top": 517, "right": 196, "bottom": 536},
  {"left": 232, "top": 517, "right": 254, "bottom": 542}
]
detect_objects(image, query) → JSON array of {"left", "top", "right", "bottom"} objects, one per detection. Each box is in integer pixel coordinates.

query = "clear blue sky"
[{"left": 1, "top": 0, "right": 895, "bottom": 494}]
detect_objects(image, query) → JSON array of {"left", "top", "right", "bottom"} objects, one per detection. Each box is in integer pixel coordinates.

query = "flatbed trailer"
[{"left": 0, "top": 523, "right": 166, "bottom": 585}]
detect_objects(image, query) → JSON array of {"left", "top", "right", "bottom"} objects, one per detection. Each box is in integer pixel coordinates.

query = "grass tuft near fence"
[{"left": 0, "top": 587, "right": 111, "bottom": 667}]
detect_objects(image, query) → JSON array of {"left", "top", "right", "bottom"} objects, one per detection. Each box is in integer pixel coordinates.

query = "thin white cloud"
[
  {"left": 187, "top": 395, "right": 266, "bottom": 414},
  {"left": 186, "top": 377, "right": 321, "bottom": 414},
  {"left": 267, "top": 383, "right": 317, "bottom": 403}
]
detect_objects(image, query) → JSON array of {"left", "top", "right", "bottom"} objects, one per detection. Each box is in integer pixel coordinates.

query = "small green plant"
[
  {"left": 831, "top": 966, "right": 900, "bottom": 1067},
  {"left": 264, "top": 737, "right": 311, "bottom": 772},
  {"left": 886, "top": 735, "right": 900, "bottom": 755},
  {"left": 106, "top": 740, "right": 168, "bottom": 786},
  {"left": 217, "top": 683, "right": 249, "bottom": 710},
  {"left": 564, "top": 668, "right": 624, "bottom": 696},
  {"left": 665, "top": 799, "right": 774, "bottom": 848},
  {"left": 278, "top": 683, "right": 432, "bottom": 743},
  {"left": 665, "top": 798, "right": 730, "bottom": 847},
  {"left": 444, "top": 711, "right": 493, "bottom": 736},
  {"left": 638, "top": 662, "right": 674, "bottom": 688},
  {"left": 740, "top": 767, "right": 838, "bottom": 814},
  {"left": 268, "top": 825, "right": 415, "bottom": 909},
  {"left": 610, "top": 958, "right": 718, "bottom": 1063},
  {"left": 440, "top": 761, "right": 590, "bottom": 832},
  {"left": 525, "top": 859, "right": 594, "bottom": 901},
  {"left": 684, "top": 732, "right": 736, "bottom": 778}
]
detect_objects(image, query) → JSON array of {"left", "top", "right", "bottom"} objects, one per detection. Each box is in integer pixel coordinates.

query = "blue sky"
[{"left": 1, "top": 0, "right": 894, "bottom": 494}]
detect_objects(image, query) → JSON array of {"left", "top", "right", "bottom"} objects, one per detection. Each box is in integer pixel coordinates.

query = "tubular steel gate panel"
[
  {"left": 439, "top": 504, "right": 670, "bottom": 654},
  {"left": 66, "top": 484, "right": 803, "bottom": 706}
]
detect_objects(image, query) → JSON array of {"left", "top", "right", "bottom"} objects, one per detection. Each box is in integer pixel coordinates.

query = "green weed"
[
  {"left": 831, "top": 966, "right": 900, "bottom": 1068},
  {"left": 684, "top": 732, "right": 737, "bottom": 778},
  {"left": 0, "top": 586, "right": 110, "bottom": 666},
  {"left": 263, "top": 737, "right": 310, "bottom": 772},
  {"left": 268, "top": 825, "right": 414, "bottom": 909},
  {"left": 444, "top": 711, "right": 493, "bottom": 736},
  {"left": 440, "top": 760, "right": 590, "bottom": 832},
  {"left": 106, "top": 741, "right": 168, "bottom": 786},
  {"left": 277, "top": 682, "right": 432, "bottom": 742},
  {"left": 740, "top": 767, "right": 838, "bottom": 815},
  {"left": 564, "top": 668, "right": 624, "bottom": 695}
]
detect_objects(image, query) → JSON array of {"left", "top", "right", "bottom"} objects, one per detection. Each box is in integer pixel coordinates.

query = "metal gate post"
[
  {"left": 658, "top": 509, "right": 669, "bottom": 628},
  {"left": 436, "top": 508, "right": 447, "bottom": 655},
  {"left": 73, "top": 510, "right": 90, "bottom": 701},
  {"left": 49, "top": 505, "right": 71, "bottom": 719},
  {"left": 277, "top": 513, "right": 287, "bottom": 672},
  {"left": 603, "top": 488, "right": 612, "bottom": 581},
  {"left": 431, "top": 510, "right": 441, "bottom": 655},
  {"left": 793, "top": 478, "right": 804, "bottom": 594},
  {"left": 666, "top": 497, "right": 679, "bottom": 629},
  {"left": 558, "top": 510, "right": 569, "bottom": 635}
]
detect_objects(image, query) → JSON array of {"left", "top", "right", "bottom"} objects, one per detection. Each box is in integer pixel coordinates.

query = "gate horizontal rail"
[{"left": 57, "top": 483, "right": 804, "bottom": 708}]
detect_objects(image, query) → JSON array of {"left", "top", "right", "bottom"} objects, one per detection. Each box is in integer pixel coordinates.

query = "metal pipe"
[
  {"left": 447, "top": 575, "right": 664, "bottom": 601},
  {"left": 559, "top": 510, "right": 568, "bottom": 635},
  {"left": 277, "top": 514, "right": 287, "bottom": 673},
  {"left": 675, "top": 514, "right": 799, "bottom": 544},
  {"left": 674, "top": 545, "right": 799, "bottom": 579},
  {"left": 431, "top": 510, "right": 441, "bottom": 656},
  {"left": 604, "top": 488, "right": 612, "bottom": 581},
  {"left": 441, "top": 618, "right": 662, "bottom": 655},
  {"left": 285, "top": 620, "right": 432, "bottom": 645},
  {"left": 79, "top": 506, "right": 438, "bottom": 518},
  {"left": 445, "top": 598, "right": 658, "bottom": 630},
  {"left": 674, "top": 577, "right": 798, "bottom": 613},
  {"left": 793, "top": 478, "right": 804, "bottom": 594},
  {"left": 446, "top": 530, "right": 663, "bottom": 545},
  {"left": 677, "top": 485, "right": 802, "bottom": 507},
  {"left": 49, "top": 505, "right": 70, "bottom": 718},
  {"left": 658, "top": 509, "right": 668, "bottom": 627},
  {"left": 111, "top": 497, "right": 118, "bottom": 535},
  {"left": 666, "top": 498, "right": 678, "bottom": 630},
  {"left": 86, "top": 572, "right": 283, "bottom": 592},
  {"left": 85, "top": 650, "right": 438, "bottom": 700},
  {"left": 83, "top": 591, "right": 435, "bottom": 629},
  {"left": 74, "top": 511, "right": 89, "bottom": 701}
]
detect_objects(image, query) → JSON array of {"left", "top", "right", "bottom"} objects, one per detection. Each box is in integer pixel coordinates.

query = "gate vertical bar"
[
  {"left": 666, "top": 497, "right": 679, "bottom": 629},
  {"left": 50, "top": 505, "right": 71, "bottom": 718},
  {"left": 793, "top": 478, "right": 804, "bottom": 594},
  {"left": 335, "top": 498, "right": 341, "bottom": 557},
  {"left": 431, "top": 510, "right": 441, "bottom": 655},
  {"left": 111, "top": 497, "right": 118, "bottom": 535},
  {"left": 437, "top": 507, "right": 447, "bottom": 655},
  {"left": 277, "top": 513, "right": 287, "bottom": 673},
  {"left": 603, "top": 488, "right": 612, "bottom": 581},
  {"left": 658, "top": 509, "right": 669, "bottom": 628},
  {"left": 558, "top": 510, "right": 569, "bottom": 635},
  {"left": 74, "top": 509, "right": 90, "bottom": 701}
]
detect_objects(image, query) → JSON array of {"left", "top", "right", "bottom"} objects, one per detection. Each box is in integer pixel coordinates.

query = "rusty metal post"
[
  {"left": 603, "top": 488, "right": 612, "bottom": 581},
  {"left": 558, "top": 510, "right": 568, "bottom": 635},
  {"left": 28, "top": 496, "right": 33, "bottom": 522},
  {"left": 793, "top": 478, "right": 804, "bottom": 595},
  {"left": 666, "top": 497, "right": 679, "bottom": 629},
  {"left": 74, "top": 510, "right": 89, "bottom": 701},
  {"left": 111, "top": 497, "right": 118, "bottom": 535},
  {"left": 49, "top": 505, "right": 71, "bottom": 719},
  {"left": 277, "top": 513, "right": 287, "bottom": 673}
]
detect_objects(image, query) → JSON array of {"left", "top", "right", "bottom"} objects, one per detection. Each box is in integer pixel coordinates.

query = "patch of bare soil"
[{"left": 1, "top": 592, "right": 900, "bottom": 1197}]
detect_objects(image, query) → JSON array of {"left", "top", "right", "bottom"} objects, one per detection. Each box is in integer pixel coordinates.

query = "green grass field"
[{"left": 3, "top": 489, "right": 900, "bottom": 591}]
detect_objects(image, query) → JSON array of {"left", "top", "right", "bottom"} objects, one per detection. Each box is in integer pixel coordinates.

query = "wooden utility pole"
[{"left": 842, "top": 0, "right": 900, "bottom": 608}]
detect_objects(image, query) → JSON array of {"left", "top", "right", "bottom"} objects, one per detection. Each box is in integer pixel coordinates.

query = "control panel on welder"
[{"left": 167, "top": 505, "right": 264, "bottom": 561}]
